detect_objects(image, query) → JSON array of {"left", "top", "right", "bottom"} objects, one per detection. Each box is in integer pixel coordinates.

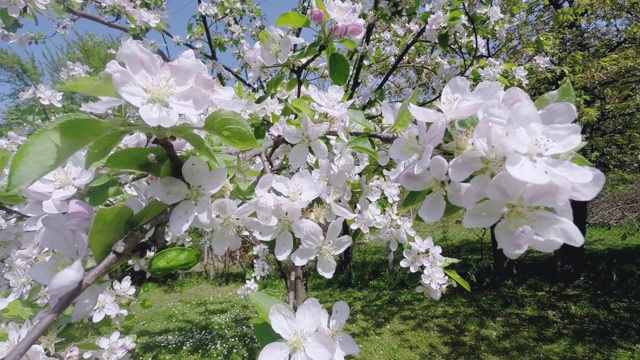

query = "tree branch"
[
  {"left": 64, "top": 6, "right": 170, "bottom": 62},
  {"left": 0, "top": 205, "right": 29, "bottom": 218},
  {"left": 348, "top": 0, "right": 379, "bottom": 100},
  {"left": 375, "top": 24, "right": 427, "bottom": 93},
  {"left": 326, "top": 130, "right": 398, "bottom": 142},
  {"left": 197, "top": 0, "right": 226, "bottom": 85},
  {"left": 162, "top": 29, "right": 257, "bottom": 92}
]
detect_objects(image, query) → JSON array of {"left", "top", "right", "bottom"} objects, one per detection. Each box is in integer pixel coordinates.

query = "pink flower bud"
[
  {"left": 347, "top": 23, "right": 364, "bottom": 38},
  {"left": 310, "top": 9, "right": 324, "bottom": 24},
  {"left": 332, "top": 24, "right": 347, "bottom": 38}
]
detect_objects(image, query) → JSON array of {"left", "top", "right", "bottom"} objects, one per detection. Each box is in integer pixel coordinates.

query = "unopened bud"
[
  {"left": 310, "top": 9, "right": 324, "bottom": 24},
  {"left": 63, "top": 346, "right": 80, "bottom": 360},
  {"left": 332, "top": 24, "right": 347, "bottom": 38},
  {"left": 347, "top": 23, "right": 364, "bottom": 37}
]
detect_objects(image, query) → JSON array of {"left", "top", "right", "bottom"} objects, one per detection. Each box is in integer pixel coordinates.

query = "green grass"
[{"left": 75, "top": 222, "right": 640, "bottom": 359}]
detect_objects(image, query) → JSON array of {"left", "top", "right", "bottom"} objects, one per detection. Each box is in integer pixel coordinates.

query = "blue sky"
[{"left": 2, "top": 0, "right": 299, "bottom": 74}]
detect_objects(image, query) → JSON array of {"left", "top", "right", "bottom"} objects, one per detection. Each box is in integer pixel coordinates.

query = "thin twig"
[
  {"left": 375, "top": 24, "right": 427, "bottom": 93},
  {"left": 197, "top": 0, "right": 226, "bottom": 85},
  {"left": 157, "top": 138, "right": 184, "bottom": 177},
  {"left": 64, "top": 6, "right": 170, "bottom": 62},
  {"left": 0, "top": 205, "right": 29, "bottom": 218},
  {"left": 162, "top": 29, "right": 257, "bottom": 92},
  {"left": 326, "top": 130, "right": 398, "bottom": 142}
]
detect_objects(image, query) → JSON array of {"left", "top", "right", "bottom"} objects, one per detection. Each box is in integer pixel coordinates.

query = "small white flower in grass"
[
  {"left": 149, "top": 157, "right": 226, "bottom": 235},
  {"left": 291, "top": 218, "right": 352, "bottom": 278},
  {"left": 258, "top": 298, "right": 335, "bottom": 360},
  {"left": 319, "top": 301, "right": 359, "bottom": 360}
]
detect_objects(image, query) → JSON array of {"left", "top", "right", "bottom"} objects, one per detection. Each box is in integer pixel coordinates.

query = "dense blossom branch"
[{"left": 5, "top": 209, "right": 172, "bottom": 360}]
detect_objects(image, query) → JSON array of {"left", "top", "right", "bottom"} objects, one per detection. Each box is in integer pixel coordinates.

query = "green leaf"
[
  {"left": 347, "top": 136, "right": 378, "bottom": 160},
  {"left": 444, "top": 269, "right": 471, "bottom": 291},
  {"left": 0, "top": 192, "right": 26, "bottom": 206},
  {"left": 140, "top": 299, "right": 153, "bottom": 309},
  {"left": 203, "top": 110, "right": 259, "bottom": 150},
  {"left": 275, "top": 12, "right": 311, "bottom": 28},
  {"left": 340, "top": 39, "right": 357, "bottom": 50},
  {"left": 85, "top": 130, "right": 128, "bottom": 168},
  {"left": 258, "top": 30, "right": 268, "bottom": 42},
  {"left": 2, "top": 300, "right": 38, "bottom": 320},
  {"left": 266, "top": 73, "right": 286, "bottom": 95},
  {"left": 0, "top": 9, "right": 20, "bottom": 33},
  {"left": 248, "top": 291, "right": 292, "bottom": 324},
  {"left": 441, "top": 257, "right": 461, "bottom": 268},
  {"left": 347, "top": 108, "right": 375, "bottom": 131},
  {"left": 88, "top": 205, "right": 134, "bottom": 263},
  {"left": 7, "top": 114, "right": 119, "bottom": 192},
  {"left": 84, "top": 176, "right": 122, "bottom": 206},
  {"left": 437, "top": 32, "right": 450, "bottom": 50},
  {"left": 328, "top": 52, "right": 350, "bottom": 86},
  {"left": 401, "top": 190, "right": 429, "bottom": 209},
  {"left": 174, "top": 130, "right": 216, "bottom": 163},
  {"left": 104, "top": 147, "right": 169, "bottom": 177},
  {"left": 253, "top": 317, "right": 281, "bottom": 348},
  {"left": 290, "top": 98, "right": 314, "bottom": 118},
  {"left": 570, "top": 153, "right": 593, "bottom": 166},
  {"left": 56, "top": 75, "right": 119, "bottom": 98},
  {"left": 0, "top": 148, "right": 11, "bottom": 173},
  {"left": 534, "top": 81, "right": 576, "bottom": 109},
  {"left": 390, "top": 88, "right": 420, "bottom": 133},
  {"left": 148, "top": 247, "right": 200, "bottom": 276},
  {"left": 127, "top": 200, "right": 169, "bottom": 229}
]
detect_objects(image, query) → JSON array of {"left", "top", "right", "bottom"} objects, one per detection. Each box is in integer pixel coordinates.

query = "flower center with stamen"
[
  {"left": 435, "top": 94, "right": 461, "bottom": 113},
  {"left": 53, "top": 167, "right": 74, "bottom": 188},
  {"left": 288, "top": 184, "right": 303, "bottom": 202},
  {"left": 144, "top": 77, "right": 175, "bottom": 107},
  {"left": 287, "top": 332, "right": 307, "bottom": 353},
  {"left": 269, "top": 43, "right": 281, "bottom": 56},
  {"left": 403, "top": 137, "right": 423, "bottom": 155},
  {"left": 318, "top": 241, "right": 336, "bottom": 259},
  {"left": 185, "top": 187, "right": 204, "bottom": 202}
]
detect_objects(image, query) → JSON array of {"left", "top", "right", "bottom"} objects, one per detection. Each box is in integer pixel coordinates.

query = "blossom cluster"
[
  {"left": 259, "top": 298, "right": 359, "bottom": 360},
  {"left": 0, "top": 0, "right": 607, "bottom": 358}
]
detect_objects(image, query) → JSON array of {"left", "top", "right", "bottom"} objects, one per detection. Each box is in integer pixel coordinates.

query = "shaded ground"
[{"left": 75, "top": 223, "right": 640, "bottom": 359}]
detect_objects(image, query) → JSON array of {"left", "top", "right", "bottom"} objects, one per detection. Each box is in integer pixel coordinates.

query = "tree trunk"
[
  {"left": 336, "top": 220, "right": 354, "bottom": 286},
  {"left": 287, "top": 264, "right": 306, "bottom": 310},
  {"left": 555, "top": 200, "right": 588, "bottom": 283},
  {"left": 387, "top": 242, "right": 395, "bottom": 272},
  {"left": 491, "top": 224, "right": 515, "bottom": 283}
]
